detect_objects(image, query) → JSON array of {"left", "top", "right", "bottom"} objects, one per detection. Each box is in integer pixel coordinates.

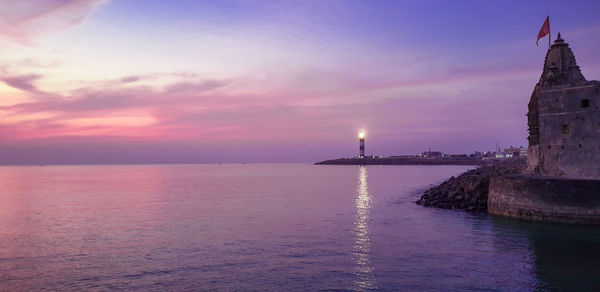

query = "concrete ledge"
[{"left": 488, "top": 174, "right": 600, "bottom": 224}]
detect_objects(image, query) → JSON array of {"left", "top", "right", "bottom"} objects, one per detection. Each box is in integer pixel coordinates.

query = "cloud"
[
  {"left": 0, "top": 57, "right": 533, "bottom": 143},
  {"left": 1, "top": 73, "right": 41, "bottom": 92},
  {"left": 0, "top": 77, "right": 234, "bottom": 114},
  {"left": 165, "top": 80, "right": 230, "bottom": 93},
  {"left": 0, "top": 0, "right": 107, "bottom": 43},
  {"left": 120, "top": 76, "right": 141, "bottom": 83}
]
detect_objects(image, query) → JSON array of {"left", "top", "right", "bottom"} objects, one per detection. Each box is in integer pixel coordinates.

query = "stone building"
[{"left": 526, "top": 33, "right": 600, "bottom": 179}]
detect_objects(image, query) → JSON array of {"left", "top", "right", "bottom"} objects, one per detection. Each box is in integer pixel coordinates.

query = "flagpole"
[{"left": 548, "top": 16, "right": 551, "bottom": 49}]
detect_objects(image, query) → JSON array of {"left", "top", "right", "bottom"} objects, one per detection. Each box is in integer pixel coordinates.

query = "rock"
[{"left": 416, "top": 158, "right": 526, "bottom": 211}]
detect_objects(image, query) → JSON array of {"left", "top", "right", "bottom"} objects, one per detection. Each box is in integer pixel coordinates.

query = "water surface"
[{"left": 0, "top": 164, "right": 598, "bottom": 290}]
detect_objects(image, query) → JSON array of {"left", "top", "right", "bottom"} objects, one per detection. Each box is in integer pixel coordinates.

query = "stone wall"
[
  {"left": 488, "top": 174, "right": 600, "bottom": 224},
  {"left": 527, "top": 83, "right": 600, "bottom": 179}
]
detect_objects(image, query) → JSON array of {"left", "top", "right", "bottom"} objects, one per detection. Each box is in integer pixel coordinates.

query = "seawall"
[{"left": 488, "top": 174, "right": 600, "bottom": 224}]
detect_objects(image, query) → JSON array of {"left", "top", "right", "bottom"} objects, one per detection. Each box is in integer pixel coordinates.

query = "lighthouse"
[{"left": 358, "top": 131, "right": 365, "bottom": 158}]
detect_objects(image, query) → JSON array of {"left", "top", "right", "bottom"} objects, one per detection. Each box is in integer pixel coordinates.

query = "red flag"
[{"left": 537, "top": 16, "right": 550, "bottom": 46}]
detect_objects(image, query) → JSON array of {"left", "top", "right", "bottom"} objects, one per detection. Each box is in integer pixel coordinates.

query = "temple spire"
[
  {"left": 554, "top": 32, "right": 564, "bottom": 44},
  {"left": 541, "top": 33, "right": 586, "bottom": 87}
]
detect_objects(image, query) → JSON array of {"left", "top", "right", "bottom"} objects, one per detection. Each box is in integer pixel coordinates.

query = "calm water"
[{"left": 0, "top": 164, "right": 598, "bottom": 291}]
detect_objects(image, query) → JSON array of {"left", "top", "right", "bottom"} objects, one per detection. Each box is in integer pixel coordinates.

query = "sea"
[{"left": 0, "top": 164, "right": 598, "bottom": 291}]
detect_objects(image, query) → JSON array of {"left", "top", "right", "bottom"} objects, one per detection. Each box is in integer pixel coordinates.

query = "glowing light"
[
  {"left": 358, "top": 131, "right": 365, "bottom": 139},
  {"left": 353, "top": 166, "right": 376, "bottom": 290}
]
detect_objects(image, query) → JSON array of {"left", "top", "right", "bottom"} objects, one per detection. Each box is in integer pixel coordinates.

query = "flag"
[{"left": 537, "top": 16, "right": 550, "bottom": 46}]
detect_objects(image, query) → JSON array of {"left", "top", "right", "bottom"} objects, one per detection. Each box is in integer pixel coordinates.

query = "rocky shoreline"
[{"left": 416, "top": 158, "right": 526, "bottom": 211}]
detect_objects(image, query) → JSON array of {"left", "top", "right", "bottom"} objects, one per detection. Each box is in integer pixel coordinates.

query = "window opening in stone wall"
[
  {"left": 562, "top": 124, "right": 569, "bottom": 134},
  {"left": 581, "top": 99, "right": 589, "bottom": 108}
]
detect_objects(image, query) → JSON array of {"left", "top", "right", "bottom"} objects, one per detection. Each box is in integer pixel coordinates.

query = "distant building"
[
  {"left": 526, "top": 33, "right": 600, "bottom": 179},
  {"left": 496, "top": 146, "right": 527, "bottom": 158},
  {"left": 390, "top": 155, "right": 416, "bottom": 158},
  {"left": 448, "top": 154, "right": 469, "bottom": 159},
  {"left": 471, "top": 151, "right": 483, "bottom": 159},
  {"left": 481, "top": 151, "right": 497, "bottom": 160},
  {"left": 420, "top": 150, "right": 444, "bottom": 158}
]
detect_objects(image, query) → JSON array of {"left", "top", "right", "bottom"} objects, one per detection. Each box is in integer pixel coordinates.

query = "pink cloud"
[
  {"left": 165, "top": 80, "right": 230, "bottom": 93},
  {"left": 0, "top": 60, "right": 532, "bottom": 146},
  {"left": 0, "top": 0, "right": 107, "bottom": 43},
  {"left": 1, "top": 73, "right": 41, "bottom": 92},
  {"left": 120, "top": 76, "right": 141, "bottom": 83}
]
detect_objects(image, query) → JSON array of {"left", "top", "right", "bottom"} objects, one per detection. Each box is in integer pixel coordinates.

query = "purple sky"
[{"left": 1, "top": 0, "right": 599, "bottom": 164}]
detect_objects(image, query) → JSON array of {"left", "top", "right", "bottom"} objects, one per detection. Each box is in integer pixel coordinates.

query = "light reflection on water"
[{"left": 353, "top": 166, "right": 376, "bottom": 290}]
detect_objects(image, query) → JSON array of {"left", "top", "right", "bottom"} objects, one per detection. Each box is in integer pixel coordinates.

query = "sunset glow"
[{"left": 1, "top": 0, "right": 599, "bottom": 164}]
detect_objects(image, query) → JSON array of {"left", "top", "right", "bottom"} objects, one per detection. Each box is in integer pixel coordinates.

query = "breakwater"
[
  {"left": 315, "top": 157, "right": 483, "bottom": 166},
  {"left": 416, "top": 158, "right": 525, "bottom": 211},
  {"left": 416, "top": 157, "right": 600, "bottom": 225}
]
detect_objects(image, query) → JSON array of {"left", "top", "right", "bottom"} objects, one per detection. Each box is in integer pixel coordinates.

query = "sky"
[{"left": 0, "top": 0, "right": 599, "bottom": 164}]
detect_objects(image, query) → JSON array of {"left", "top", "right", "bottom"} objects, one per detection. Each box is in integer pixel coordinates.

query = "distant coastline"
[{"left": 315, "top": 156, "right": 488, "bottom": 166}]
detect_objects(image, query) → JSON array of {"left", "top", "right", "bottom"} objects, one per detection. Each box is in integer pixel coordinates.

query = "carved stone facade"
[{"left": 526, "top": 33, "right": 600, "bottom": 179}]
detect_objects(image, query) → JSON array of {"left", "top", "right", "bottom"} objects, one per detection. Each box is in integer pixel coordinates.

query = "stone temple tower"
[{"left": 526, "top": 33, "right": 600, "bottom": 179}]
